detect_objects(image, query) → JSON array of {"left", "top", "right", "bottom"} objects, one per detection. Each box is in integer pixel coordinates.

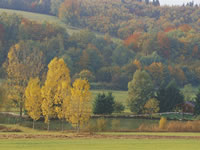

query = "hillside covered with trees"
[{"left": 0, "top": 0, "right": 200, "bottom": 116}]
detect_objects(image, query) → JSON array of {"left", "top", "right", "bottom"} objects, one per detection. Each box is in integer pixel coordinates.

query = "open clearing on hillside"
[{"left": 0, "top": 8, "right": 122, "bottom": 42}]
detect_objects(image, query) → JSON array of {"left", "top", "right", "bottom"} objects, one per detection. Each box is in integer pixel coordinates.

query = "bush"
[
  {"left": 137, "top": 124, "right": 158, "bottom": 132},
  {"left": 138, "top": 119, "right": 200, "bottom": 132},
  {"left": 93, "top": 92, "right": 114, "bottom": 114},
  {"left": 113, "top": 102, "right": 125, "bottom": 113},
  {"left": 84, "top": 122, "right": 98, "bottom": 134},
  {"left": 159, "top": 117, "right": 167, "bottom": 129},
  {"left": 166, "top": 121, "right": 200, "bottom": 132},
  {"left": 96, "top": 118, "right": 107, "bottom": 132}
]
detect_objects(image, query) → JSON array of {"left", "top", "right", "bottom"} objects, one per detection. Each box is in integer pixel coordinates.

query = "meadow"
[
  {"left": 1, "top": 139, "right": 200, "bottom": 150},
  {"left": 0, "top": 124, "right": 200, "bottom": 150}
]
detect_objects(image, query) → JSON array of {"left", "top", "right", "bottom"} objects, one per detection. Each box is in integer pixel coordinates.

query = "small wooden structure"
[{"left": 181, "top": 101, "right": 195, "bottom": 113}]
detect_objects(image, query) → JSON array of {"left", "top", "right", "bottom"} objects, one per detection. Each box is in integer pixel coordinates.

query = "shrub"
[
  {"left": 159, "top": 117, "right": 167, "bottom": 129},
  {"left": 93, "top": 92, "right": 114, "bottom": 114},
  {"left": 96, "top": 118, "right": 107, "bottom": 132},
  {"left": 137, "top": 123, "right": 158, "bottom": 132},
  {"left": 113, "top": 102, "right": 125, "bottom": 113},
  {"left": 84, "top": 122, "right": 98, "bottom": 134},
  {"left": 138, "top": 120, "right": 200, "bottom": 132},
  {"left": 166, "top": 121, "right": 200, "bottom": 132}
]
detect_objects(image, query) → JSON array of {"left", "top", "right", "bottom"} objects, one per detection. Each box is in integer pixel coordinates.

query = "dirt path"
[{"left": 1, "top": 133, "right": 200, "bottom": 140}]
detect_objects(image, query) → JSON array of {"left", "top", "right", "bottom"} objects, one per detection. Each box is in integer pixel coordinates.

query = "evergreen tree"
[
  {"left": 156, "top": 81, "right": 184, "bottom": 112},
  {"left": 93, "top": 92, "right": 115, "bottom": 115}
]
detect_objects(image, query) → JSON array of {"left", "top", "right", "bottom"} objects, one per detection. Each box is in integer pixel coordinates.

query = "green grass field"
[
  {"left": 91, "top": 90, "right": 128, "bottom": 106},
  {"left": 0, "top": 138, "right": 200, "bottom": 150},
  {"left": 0, "top": 8, "right": 122, "bottom": 42},
  {"left": 1, "top": 125, "right": 200, "bottom": 150}
]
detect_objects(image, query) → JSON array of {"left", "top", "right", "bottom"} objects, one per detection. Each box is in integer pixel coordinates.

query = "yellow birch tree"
[
  {"left": 41, "top": 57, "right": 71, "bottom": 131},
  {"left": 25, "top": 78, "right": 42, "bottom": 129},
  {"left": 65, "top": 79, "right": 91, "bottom": 132},
  {"left": 4, "top": 41, "right": 44, "bottom": 118}
]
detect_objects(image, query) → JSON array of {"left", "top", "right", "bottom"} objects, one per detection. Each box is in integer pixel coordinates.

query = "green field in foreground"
[
  {"left": 0, "top": 138, "right": 199, "bottom": 150},
  {"left": 1, "top": 125, "right": 200, "bottom": 150},
  {"left": 100, "top": 132, "right": 200, "bottom": 137}
]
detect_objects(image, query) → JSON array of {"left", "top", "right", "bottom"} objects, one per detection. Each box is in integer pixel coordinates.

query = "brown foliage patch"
[
  {"left": 138, "top": 120, "right": 200, "bottom": 132},
  {"left": 0, "top": 125, "right": 22, "bottom": 132}
]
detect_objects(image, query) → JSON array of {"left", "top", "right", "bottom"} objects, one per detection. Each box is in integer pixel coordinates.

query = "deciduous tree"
[
  {"left": 194, "top": 89, "right": 200, "bottom": 115},
  {"left": 25, "top": 78, "right": 42, "bottom": 129},
  {"left": 41, "top": 57, "right": 71, "bottom": 131},
  {"left": 144, "top": 98, "right": 160, "bottom": 118},
  {"left": 66, "top": 79, "right": 91, "bottom": 132},
  {"left": 4, "top": 41, "right": 44, "bottom": 118},
  {"left": 128, "top": 70, "right": 154, "bottom": 114}
]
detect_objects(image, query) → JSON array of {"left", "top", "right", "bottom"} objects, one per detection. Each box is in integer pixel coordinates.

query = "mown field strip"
[{"left": 0, "top": 138, "right": 200, "bottom": 150}]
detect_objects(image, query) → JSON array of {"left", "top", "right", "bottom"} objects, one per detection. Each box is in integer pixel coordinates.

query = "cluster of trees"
[
  {"left": 21, "top": 57, "right": 91, "bottom": 130},
  {"left": 56, "top": 0, "right": 200, "bottom": 38},
  {"left": 0, "top": 12, "right": 200, "bottom": 91},
  {"left": 0, "top": 1, "right": 200, "bottom": 91},
  {"left": 1, "top": 0, "right": 199, "bottom": 39},
  {"left": 55, "top": 0, "right": 200, "bottom": 88},
  {"left": 127, "top": 69, "right": 200, "bottom": 115}
]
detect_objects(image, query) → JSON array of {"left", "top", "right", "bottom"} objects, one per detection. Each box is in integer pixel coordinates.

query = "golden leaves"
[
  {"left": 25, "top": 78, "right": 42, "bottom": 121},
  {"left": 41, "top": 57, "right": 71, "bottom": 122},
  {"left": 66, "top": 79, "right": 91, "bottom": 128}
]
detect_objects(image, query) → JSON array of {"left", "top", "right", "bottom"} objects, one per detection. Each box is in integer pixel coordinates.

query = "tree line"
[{"left": 25, "top": 57, "right": 91, "bottom": 131}]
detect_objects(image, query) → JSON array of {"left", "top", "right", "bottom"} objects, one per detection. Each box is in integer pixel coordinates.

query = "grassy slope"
[
  {"left": 0, "top": 139, "right": 199, "bottom": 150},
  {"left": 0, "top": 8, "right": 122, "bottom": 42}
]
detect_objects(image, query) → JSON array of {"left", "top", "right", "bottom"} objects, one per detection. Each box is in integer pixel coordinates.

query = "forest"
[{"left": 0, "top": 0, "right": 199, "bottom": 90}]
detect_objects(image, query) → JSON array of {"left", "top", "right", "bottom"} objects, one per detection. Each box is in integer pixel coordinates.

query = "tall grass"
[{"left": 138, "top": 119, "right": 200, "bottom": 132}]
